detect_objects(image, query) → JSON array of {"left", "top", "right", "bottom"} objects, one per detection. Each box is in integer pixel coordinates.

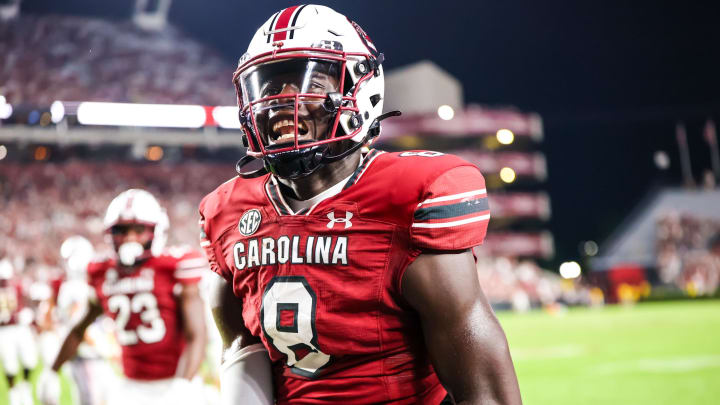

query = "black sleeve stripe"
[{"left": 414, "top": 197, "right": 489, "bottom": 221}]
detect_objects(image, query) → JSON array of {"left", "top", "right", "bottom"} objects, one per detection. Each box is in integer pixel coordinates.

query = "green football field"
[
  {"left": 2, "top": 300, "right": 719, "bottom": 405},
  {"left": 499, "top": 300, "right": 720, "bottom": 405}
]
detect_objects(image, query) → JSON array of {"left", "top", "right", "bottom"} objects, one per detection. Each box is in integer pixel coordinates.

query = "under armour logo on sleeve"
[{"left": 326, "top": 211, "right": 353, "bottom": 229}]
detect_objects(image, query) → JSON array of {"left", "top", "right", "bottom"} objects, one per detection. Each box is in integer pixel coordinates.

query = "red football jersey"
[
  {"left": 87, "top": 247, "right": 206, "bottom": 380},
  {"left": 200, "top": 150, "right": 489, "bottom": 404},
  {"left": 0, "top": 279, "right": 24, "bottom": 326}
]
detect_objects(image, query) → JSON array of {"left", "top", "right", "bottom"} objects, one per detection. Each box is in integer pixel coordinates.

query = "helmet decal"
[
  {"left": 265, "top": 5, "right": 309, "bottom": 43},
  {"left": 347, "top": 18, "right": 378, "bottom": 56}
]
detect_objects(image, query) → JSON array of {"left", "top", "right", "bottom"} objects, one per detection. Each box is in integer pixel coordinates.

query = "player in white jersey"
[
  {"left": 0, "top": 259, "right": 39, "bottom": 405},
  {"left": 52, "top": 236, "right": 118, "bottom": 405}
]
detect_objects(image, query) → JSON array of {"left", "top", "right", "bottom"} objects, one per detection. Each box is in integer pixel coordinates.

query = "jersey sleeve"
[
  {"left": 410, "top": 165, "right": 490, "bottom": 250},
  {"left": 173, "top": 249, "right": 208, "bottom": 285},
  {"left": 198, "top": 208, "right": 234, "bottom": 282},
  {"left": 85, "top": 259, "right": 107, "bottom": 304}
]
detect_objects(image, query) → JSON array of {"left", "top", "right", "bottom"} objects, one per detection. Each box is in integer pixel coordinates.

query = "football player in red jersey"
[
  {"left": 38, "top": 189, "right": 209, "bottom": 405},
  {"left": 201, "top": 5, "right": 522, "bottom": 404}
]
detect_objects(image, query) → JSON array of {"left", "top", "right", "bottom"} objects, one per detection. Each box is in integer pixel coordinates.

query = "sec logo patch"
[{"left": 238, "top": 209, "right": 262, "bottom": 236}]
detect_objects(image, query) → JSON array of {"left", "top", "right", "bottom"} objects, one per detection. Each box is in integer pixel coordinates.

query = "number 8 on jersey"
[{"left": 261, "top": 276, "right": 332, "bottom": 378}]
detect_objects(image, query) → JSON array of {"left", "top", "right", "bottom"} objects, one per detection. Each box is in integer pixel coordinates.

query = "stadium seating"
[{"left": 0, "top": 14, "right": 234, "bottom": 106}]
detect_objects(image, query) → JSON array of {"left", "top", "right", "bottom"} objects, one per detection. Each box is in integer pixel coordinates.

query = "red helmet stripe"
[
  {"left": 122, "top": 191, "right": 136, "bottom": 220},
  {"left": 272, "top": 5, "right": 300, "bottom": 42}
]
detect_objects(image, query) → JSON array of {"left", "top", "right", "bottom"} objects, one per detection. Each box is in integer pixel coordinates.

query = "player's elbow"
[{"left": 184, "top": 323, "right": 208, "bottom": 346}]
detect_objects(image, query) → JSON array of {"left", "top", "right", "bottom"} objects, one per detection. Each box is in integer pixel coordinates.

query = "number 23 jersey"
[
  {"left": 199, "top": 150, "right": 490, "bottom": 404},
  {"left": 86, "top": 248, "right": 206, "bottom": 380}
]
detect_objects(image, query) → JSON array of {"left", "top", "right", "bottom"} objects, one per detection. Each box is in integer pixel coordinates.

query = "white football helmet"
[
  {"left": 234, "top": 4, "right": 395, "bottom": 179},
  {"left": 104, "top": 189, "right": 169, "bottom": 264},
  {"left": 60, "top": 236, "right": 95, "bottom": 280}
]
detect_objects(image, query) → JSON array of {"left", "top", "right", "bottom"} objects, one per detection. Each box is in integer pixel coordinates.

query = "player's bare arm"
[
  {"left": 50, "top": 298, "right": 103, "bottom": 372},
  {"left": 208, "top": 272, "right": 274, "bottom": 405},
  {"left": 175, "top": 283, "right": 207, "bottom": 380},
  {"left": 402, "top": 249, "right": 523, "bottom": 405}
]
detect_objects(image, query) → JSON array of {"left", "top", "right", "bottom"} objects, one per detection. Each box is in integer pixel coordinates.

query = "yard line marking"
[
  {"left": 510, "top": 344, "right": 586, "bottom": 361},
  {"left": 591, "top": 355, "right": 720, "bottom": 374}
]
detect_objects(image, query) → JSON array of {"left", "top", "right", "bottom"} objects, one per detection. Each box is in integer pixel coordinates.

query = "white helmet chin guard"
[
  {"left": 104, "top": 189, "right": 169, "bottom": 260},
  {"left": 234, "top": 4, "right": 398, "bottom": 179}
]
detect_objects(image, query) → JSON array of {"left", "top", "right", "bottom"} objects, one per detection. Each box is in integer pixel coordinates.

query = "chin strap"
[
  {"left": 236, "top": 110, "right": 402, "bottom": 179},
  {"left": 320, "top": 110, "right": 401, "bottom": 164},
  {"left": 236, "top": 155, "right": 269, "bottom": 178}
]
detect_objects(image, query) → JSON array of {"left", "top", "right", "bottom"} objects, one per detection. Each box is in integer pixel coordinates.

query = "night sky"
[{"left": 19, "top": 1, "right": 720, "bottom": 268}]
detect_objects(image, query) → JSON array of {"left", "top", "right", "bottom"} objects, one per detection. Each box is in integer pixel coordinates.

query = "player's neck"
[{"left": 278, "top": 150, "right": 362, "bottom": 201}]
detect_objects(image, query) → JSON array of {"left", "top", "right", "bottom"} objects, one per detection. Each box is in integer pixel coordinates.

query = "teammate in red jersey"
[
  {"left": 0, "top": 259, "right": 39, "bottom": 405},
  {"left": 201, "top": 5, "right": 522, "bottom": 404},
  {"left": 38, "top": 189, "right": 208, "bottom": 405}
]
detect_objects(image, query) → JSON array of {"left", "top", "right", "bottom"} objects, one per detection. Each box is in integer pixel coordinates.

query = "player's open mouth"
[{"left": 269, "top": 117, "right": 309, "bottom": 144}]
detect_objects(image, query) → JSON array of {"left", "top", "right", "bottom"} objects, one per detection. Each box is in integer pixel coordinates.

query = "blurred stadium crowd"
[
  {"left": 656, "top": 213, "right": 720, "bottom": 296},
  {"left": 0, "top": 161, "right": 229, "bottom": 272},
  {"left": 0, "top": 15, "right": 234, "bottom": 106}
]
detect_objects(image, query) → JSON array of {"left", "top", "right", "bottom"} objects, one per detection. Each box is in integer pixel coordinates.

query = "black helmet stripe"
[
  {"left": 266, "top": 12, "right": 280, "bottom": 43},
  {"left": 288, "top": 4, "right": 308, "bottom": 40}
]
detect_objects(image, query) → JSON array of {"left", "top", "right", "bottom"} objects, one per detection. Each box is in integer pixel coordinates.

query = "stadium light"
[
  {"left": 0, "top": 96, "right": 12, "bottom": 119},
  {"left": 583, "top": 241, "right": 599, "bottom": 256},
  {"left": 437, "top": 105, "right": 455, "bottom": 121},
  {"left": 559, "top": 261, "right": 582, "bottom": 279},
  {"left": 0, "top": 145, "right": 7, "bottom": 160},
  {"left": 40, "top": 112, "right": 52, "bottom": 127},
  {"left": 212, "top": 106, "right": 242, "bottom": 129},
  {"left": 77, "top": 102, "right": 207, "bottom": 128},
  {"left": 28, "top": 110, "right": 40, "bottom": 125},
  {"left": 145, "top": 146, "right": 164, "bottom": 161},
  {"left": 499, "top": 167, "right": 516, "bottom": 183},
  {"left": 654, "top": 150, "right": 670, "bottom": 170},
  {"left": 50, "top": 101, "right": 65, "bottom": 123},
  {"left": 496, "top": 128, "right": 515, "bottom": 145},
  {"left": 34, "top": 146, "right": 49, "bottom": 161}
]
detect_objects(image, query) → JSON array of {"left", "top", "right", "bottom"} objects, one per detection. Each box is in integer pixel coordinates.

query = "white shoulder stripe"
[
  {"left": 176, "top": 265, "right": 208, "bottom": 273},
  {"left": 418, "top": 189, "right": 487, "bottom": 207},
  {"left": 200, "top": 240, "right": 211, "bottom": 247},
  {"left": 175, "top": 269, "right": 206, "bottom": 279},
  {"left": 411, "top": 214, "right": 490, "bottom": 228},
  {"left": 177, "top": 258, "right": 208, "bottom": 269}
]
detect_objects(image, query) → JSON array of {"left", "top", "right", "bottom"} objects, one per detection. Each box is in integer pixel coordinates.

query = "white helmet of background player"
[
  {"left": 60, "top": 236, "right": 95, "bottom": 280},
  {"left": 234, "top": 4, "right": 397, "bottom": 179},
  {"left": 103, "top": 189, "right": 169, "bottom": 267}
]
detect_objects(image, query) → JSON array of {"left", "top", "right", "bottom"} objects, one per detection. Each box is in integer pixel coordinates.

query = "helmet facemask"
[
  {"left": 109, "top": 223, "right": 155, "bottom": 268},
  {"left": 235, "top": 49, "right": 377, "bottom": 179}
]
